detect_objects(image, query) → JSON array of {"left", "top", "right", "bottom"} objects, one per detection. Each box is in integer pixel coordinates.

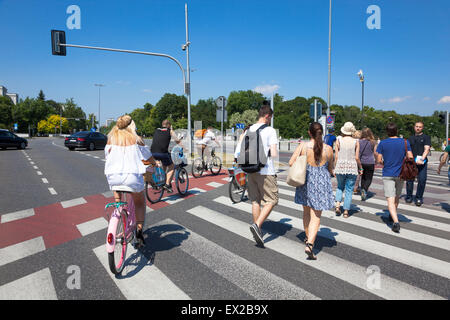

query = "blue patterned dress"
[{"left": 294, "top": 162, "right": 334, "bottom": 211}]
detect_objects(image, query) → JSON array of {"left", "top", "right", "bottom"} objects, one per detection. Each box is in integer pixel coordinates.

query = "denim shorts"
[
  {"left": 382, "top": 176, "right": 404, "bottom": 198},
  {"left": 152, "top": 152, "right": 173, "bottom": 166}
]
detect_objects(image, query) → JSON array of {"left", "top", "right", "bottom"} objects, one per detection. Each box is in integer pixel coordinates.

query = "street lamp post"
[
  {"left": 94, "top": 84, "right": 104, "bottom": 132},
  {"left": 183, "top": 3, "right": 193, "bottom": 157},
  {"left": 326, "top": 0, "right": 332, "bottom": 136},
  {"left": 357, "top": 69, "right": 364, "bottom": 127}
]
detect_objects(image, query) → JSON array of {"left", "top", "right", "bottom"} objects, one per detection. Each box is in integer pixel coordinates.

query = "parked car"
[
  {"left": 64, "top": 131, "right": 107, "bottom": 151},
  {"left": 0, "top": 129, "right": 28, "bottom": 150}
]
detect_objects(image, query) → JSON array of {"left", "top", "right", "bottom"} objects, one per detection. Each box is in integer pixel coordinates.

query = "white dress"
[{"left": 104, "top": 144, "right": 152, "bottom": 192}]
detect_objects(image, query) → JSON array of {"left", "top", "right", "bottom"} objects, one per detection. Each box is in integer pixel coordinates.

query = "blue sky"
[{"left": 1, "top": 0, "right": 449, "bottom": 124}]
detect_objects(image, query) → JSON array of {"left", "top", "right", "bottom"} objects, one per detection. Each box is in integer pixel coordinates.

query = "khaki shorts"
[
  {"left": 247, "top": 173, "right": 279, "bottom": 206},
  {"left": 382, "top": 177, "right": 404, "bottom": 198}
]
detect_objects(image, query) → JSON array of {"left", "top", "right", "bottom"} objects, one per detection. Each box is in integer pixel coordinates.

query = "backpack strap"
[{"left": 256, "top": 124, "right": 271, "bottom": 158}]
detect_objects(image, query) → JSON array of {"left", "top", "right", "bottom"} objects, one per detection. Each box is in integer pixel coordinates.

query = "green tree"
[
  {"left": 226, "top": 90, "right": 266, "bottom": 115},
  {"left": 0, "top": 96, "right": 13, "bottom": 129},
  {"left": 154, "top": 93, "right": 187, "bottom": 127},
  {"left": 63, "top": 98, "right": 87, "bottom": 132},
  {"left": 192, "top": 98, "right": 217, "bottom": 128}
]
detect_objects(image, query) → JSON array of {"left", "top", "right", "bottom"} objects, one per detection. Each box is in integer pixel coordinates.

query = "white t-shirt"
[
  {"left": 235, "top": 123, "right": 278, "bottom": 175},
  {"left": 104, "top": 144, "right": 152, "bottom": 175},
  {"left": 197, "top": 130, "right": 216, "bottom": 146}
]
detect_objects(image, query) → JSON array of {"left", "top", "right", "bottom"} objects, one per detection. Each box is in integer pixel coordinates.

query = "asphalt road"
[{"left": 0, "top": 137, "right": 449, "bottom": 303}]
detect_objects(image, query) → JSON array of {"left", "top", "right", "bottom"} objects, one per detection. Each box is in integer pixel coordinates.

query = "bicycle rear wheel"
[
  {"left": 108, "top": 210, "right": 128, "bottom": 274},
  {"left": 192, "top": 158, "right": 204, "bottom": 178},
  {"left": 229, "top": 177, "right": 246, "bottom": 203},
  {"left": 175, "top": 167, "right": 189, "bottom": 195},
  {"left": 145, "top": 182, "right": 165, "bottom": 204},
  {"left": 210, "top": 156, "right": 222, "bottom": 175}
]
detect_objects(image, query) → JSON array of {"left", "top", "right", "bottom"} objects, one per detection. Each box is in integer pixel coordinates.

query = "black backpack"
[{"left": 237, "top": 124, "right": 271, "bottom": 173}]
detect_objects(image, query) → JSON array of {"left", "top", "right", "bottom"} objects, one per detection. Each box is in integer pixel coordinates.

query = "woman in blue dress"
[{"left": 289, "top": 122, "right": 335, "bottom": 260}]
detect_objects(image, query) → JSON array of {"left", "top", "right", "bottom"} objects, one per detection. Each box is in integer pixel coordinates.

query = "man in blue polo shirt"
[
  {"left": 376, "top": 122, "right": 413, "bottom": 233},
  {"left": 324, "top": 128, "right": 337, "bottom": 150}
]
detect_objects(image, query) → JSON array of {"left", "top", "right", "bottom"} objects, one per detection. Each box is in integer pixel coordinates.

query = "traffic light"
[
  {"left": 439, "top": 113, "right": 445, "bottom": 124},
  {"left": 51, "top": 30, "right": 66, "bottom": 56}
]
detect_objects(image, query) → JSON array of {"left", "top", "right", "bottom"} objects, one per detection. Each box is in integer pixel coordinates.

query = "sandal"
[
  {"left": 305, "top": 243, "right": 317, "bottom": 260},
  {"left": 335, "top": 205, "right": 341, "bottom": 216}
]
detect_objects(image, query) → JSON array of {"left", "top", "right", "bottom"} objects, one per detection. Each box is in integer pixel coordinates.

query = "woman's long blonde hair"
[{"left": 107, "top": 114, "right": 144, "bottom": 146}]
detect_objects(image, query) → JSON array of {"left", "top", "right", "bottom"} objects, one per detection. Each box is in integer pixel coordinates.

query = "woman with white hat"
[{"left": 334, "top": 122, "right": 362, "bottom": 218}]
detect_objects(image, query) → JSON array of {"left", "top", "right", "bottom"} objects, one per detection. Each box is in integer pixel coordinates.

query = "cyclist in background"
[
  {"left": 196, "top": 126, "right": 220, "bottom": 164},
  {"left": 104, "top": 115, "right": 156, "bottom": 244},
  {"left": 151, "top": 119, "right": 183, "bottom": 193}
]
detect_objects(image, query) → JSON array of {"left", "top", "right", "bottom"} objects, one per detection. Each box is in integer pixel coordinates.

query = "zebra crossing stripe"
[
  {"left": 76, "top": 217, "right": 108, "bottom": 236},
  {"left": 187, "top": 205, "right": 444, "bottom": 300},
  {"left": 93, "top": 245, "right": 190, "bottom": 300},
  {"left": 277, "top": 188, "right": 450, "bottom": 233},
  {"left": 0, "top": 237, "right": 46, "bottom": 267},
  {"left": 1, "top": 208, "right": 35, "bottom": 224},
  {"left": 61, "top": 197, "right": 87, "bottom": 208},
  {"left": 277, "top": 181, "right": 450, "bottom": 220},
  {"left": 0, "top": 268, "right": 57, "bottom": 300},
  {"left": 275, "top": 197, "right": 450, "bottom": 251},
  {"left": 212, "top": 196, "right": 450, "bottom": 280},
  {"left": 155, "top": 218, "right": 319, "bottom": 300}
]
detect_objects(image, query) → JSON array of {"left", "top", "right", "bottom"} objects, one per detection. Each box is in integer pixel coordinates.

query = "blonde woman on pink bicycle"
[{"left": 104, "top": 115, "right": 155, "bottom": 245}]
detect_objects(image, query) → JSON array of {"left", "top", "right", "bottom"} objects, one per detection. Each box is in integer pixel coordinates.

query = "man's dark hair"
[
  {"left": 262, "top": 100, "right": 270, "bottom": 106},
  {"left": 258, "top": 105, "right": 273, "bottom": 118},
  {"left": 386, "top": 122, "right": 398, "bottom": 137}
]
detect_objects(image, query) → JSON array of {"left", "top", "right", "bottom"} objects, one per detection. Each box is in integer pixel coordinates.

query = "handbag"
[
  {"left": 286, "top": 143, "right": 307, "bottom": 187},
  {"left": 399, "top": 139, "right": 418, "bottom": 181}
]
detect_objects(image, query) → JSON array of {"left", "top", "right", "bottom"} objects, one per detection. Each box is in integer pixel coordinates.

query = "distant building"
[
  {"left": 106, "top": 118, "right": 115, "bottom": 127},
  {"left": 0, "top": 85, "right": 19, "bottom": 105}
]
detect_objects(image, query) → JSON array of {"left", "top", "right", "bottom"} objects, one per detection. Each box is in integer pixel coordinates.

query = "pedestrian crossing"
[{"left": 0, "top": 174, "right": 449, "bottom": 300}]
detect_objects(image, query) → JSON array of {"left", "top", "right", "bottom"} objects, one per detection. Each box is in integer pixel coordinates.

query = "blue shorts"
[{"left": 152, "top": 153, "right": 173, "bottom": 166}]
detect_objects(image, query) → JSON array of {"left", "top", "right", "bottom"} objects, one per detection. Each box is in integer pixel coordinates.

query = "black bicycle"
[
  {"left": 192, "top": 147, "right": 222, "bottom": 178},
  {"left": 145, "top": 148, "right": 189, "bottom": 203}
]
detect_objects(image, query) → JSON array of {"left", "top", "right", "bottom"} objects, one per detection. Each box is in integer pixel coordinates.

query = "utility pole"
[
  {"left": 326, "top": 0, "right": 332, "bottom": 135},
  {"left": 95, "top": 84, "right": 104, "bottom": 131},
  {"left": 184, "top": 3, "right": 192, "bottom": 157}
]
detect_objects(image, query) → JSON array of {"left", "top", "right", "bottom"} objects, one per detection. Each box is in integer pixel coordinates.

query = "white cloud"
[
  {"left": 141, "top": 89, "right": 152, "bottom": 93},
  {"left": 381, "top": 96, "right": 411, "bottom": 104},
  {"left": 437, "top": 96, "right": 450, "bottom": 104},
  {"left": 422, "top": 97, "right": 431, "bottom": 101},
  {"left": 253, "top": 84, "right": 280, "bottom": 96}
]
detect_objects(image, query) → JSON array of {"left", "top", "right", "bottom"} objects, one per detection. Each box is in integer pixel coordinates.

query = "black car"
[
  {"left": 64, "top": 131, "right": 107, "bottom": 151},
  {"left": 0, "top": 129, "right": 28, "bottom": 150}
]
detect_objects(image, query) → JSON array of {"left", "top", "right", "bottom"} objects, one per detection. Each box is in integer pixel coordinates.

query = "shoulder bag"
[
  {"left": 399, "top": 139, "right": 418, "bottom": 181},
  {"left": 286, "top": 143, "right": 307, "bottom": 187}
]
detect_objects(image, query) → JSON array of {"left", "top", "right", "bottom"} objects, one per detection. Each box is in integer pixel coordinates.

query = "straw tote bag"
[{"left": 286, "top": 143, "right": 307, "bottom": 187}]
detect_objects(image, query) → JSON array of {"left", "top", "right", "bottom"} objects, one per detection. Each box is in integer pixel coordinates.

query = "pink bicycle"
[{"left": 105, "top": 186, "right": 144, "bottom": 275}]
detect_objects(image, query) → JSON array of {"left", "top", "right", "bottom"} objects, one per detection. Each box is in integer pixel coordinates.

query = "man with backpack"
[{"left": 236, "top": 105, "right": 279, "bottom": 247}]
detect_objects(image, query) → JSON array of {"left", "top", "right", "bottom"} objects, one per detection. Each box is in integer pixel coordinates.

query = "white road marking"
[
  {"left": 42, "top": 178, "right": 49, "bottom": 184},
  {"left": 0, "top": 268, "right": 57, "bottom": 300},
  {"left": 36, "top": 171, "right": 42, "bottom": 175},
  {"left": 213, "top": 196, "right": 450, "bottom": 280},
  {"left": 0, "top": 237, "right": 46, "bottom": 267},
  {"left": 76, "top": 217, "right": 108, "bottom": 236},
  {"left": 60, "top": 197, "right": 86, "bottom": 208},
  {"left": 187, "top": 205, "right": 444, "bottom": 300},
  {"left": 48, "top": 188, "right": 57, "bottom": 195},
  {"left": 93, "top": 245, "right": 190, "bottom": 300},
  {"left": 33, "top": 166, "right": 38, "bottom": 169},
  {"left": 158, "top": 218, "right": 319, "bottom": 300},
  {"left": 206, "top": 182, "right": 224, "bottom": 188},
  {"left": 1, "top": 208, "right": 35, "bottom": 224}
]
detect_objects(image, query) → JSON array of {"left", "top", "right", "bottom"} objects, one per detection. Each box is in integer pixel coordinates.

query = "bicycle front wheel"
[
  {"left": 210, "top": 157, "right": 222, "bottom": 175},
  {"left": 192, "top": 158, "right": 204, "bottom": 178},
  {"left": 108, "top": 210, "right": 128, "bottom": 275},
  {"left": 145, "top": 182, "right": 165, "bottom": 204},
  {"left": 176, "top": 167, "right": 189, "bottom": 195}
]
